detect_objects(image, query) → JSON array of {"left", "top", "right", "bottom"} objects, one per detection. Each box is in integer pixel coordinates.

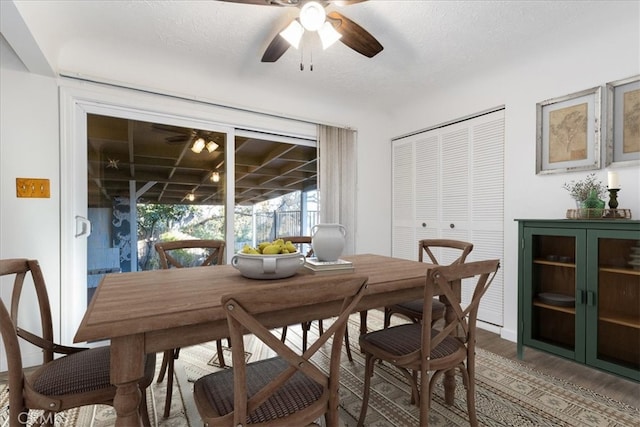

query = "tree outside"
[{"left": 137, "top": 190, "right": 317, "bottom": 270}]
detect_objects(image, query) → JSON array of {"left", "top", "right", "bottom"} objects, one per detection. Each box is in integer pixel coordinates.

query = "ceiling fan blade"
[
  {"left": 216, "top": 0, "right": 367, "bottom": 7},
  {"left": 327, "top": 11, "right": 383, "bottom": 58},
  {"left": 261, "top": 24, "right": 292, "bottom": 62},
  {"left": 216, "top": 0, "right": 284, "bottom": 5},
  {"left": 330, "top": 0, "right": 369, "bottom": 6}
]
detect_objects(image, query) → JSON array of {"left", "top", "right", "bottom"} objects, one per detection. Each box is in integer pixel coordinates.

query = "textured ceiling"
[{"left": 8, "top": 0, "right": 633, "bottom": 113}]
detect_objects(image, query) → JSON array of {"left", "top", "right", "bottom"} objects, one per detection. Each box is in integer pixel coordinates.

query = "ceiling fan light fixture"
[
  {"left": 318, "top": 21, "right": 342, "bottom": 49},
  {"left": 205, "top": 140, "right": 219, "bottom": 153},
  {"left": 191, "top": 137, "right": 206, "bottom": 153},
  {"left": 280, "top": 19, "right": 304, "bottom": 49},
  {"left": 300, "top": 1, "right": 326, "bottom": 31}
]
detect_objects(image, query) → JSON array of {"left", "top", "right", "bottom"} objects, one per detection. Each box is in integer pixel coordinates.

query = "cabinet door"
[
  {"left": 522, "top": 227, "right": 586, "bottom": 361},
  {"left": 586, "top": 229, "right": 640, "bottom": 381}
]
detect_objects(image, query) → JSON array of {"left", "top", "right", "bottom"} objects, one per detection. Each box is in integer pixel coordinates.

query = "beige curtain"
[{"left": 318, "top": 125, "right": 357, "bottom": 255}]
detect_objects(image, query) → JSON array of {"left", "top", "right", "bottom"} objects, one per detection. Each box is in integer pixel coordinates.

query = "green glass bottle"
[{"left": 580, "top": 189, "right": 605, "bottom": 218}]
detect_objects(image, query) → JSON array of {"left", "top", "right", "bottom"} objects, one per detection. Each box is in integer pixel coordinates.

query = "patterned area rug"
[{"left": 2, "top": 312, "right": 639, "bottom": 426}]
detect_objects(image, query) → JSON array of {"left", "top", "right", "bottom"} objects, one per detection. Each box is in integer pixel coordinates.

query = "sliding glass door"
[
  {"left": 59, "top": 83, "right": 317, "bottom": 344},
  {"left": 85, "top": 115, "right": 231, "bottom": 302}
]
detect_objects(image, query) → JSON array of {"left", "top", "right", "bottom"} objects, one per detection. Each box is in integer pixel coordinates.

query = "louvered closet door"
[
  {"left": 414, "top": 133, "right": 439, "bottom": 245},
  {"left": 392, "top": 140, "right": 415, "bottom": 260},
  {"left": 438, "top": 124, "right": 470, "bottom": 242},
  {"left": 391, "top": 109, "right": 504, "bottom": 326},
  {"left": 464, "top": 112, "right": 504, "bottom": 326}
]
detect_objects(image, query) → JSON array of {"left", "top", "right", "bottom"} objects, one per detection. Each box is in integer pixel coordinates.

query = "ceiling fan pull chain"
[
  {"left": 300, "top": 43, "right": 304, "bottom": 71},
  {"left": 310, "top": 46, "right": 313, "bottom": 71}
]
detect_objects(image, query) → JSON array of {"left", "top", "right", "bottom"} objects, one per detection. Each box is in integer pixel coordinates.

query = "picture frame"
[
  {"left": 536, "top": 86, "right": 602, "bottom": 175},
  {"left": 606, "top": 75, "right": 640, "bottom": 167}
]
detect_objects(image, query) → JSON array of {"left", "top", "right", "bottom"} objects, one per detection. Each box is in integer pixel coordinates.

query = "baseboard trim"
[{"left": 477, "top": 321, "right": 516, "bottom": 344}]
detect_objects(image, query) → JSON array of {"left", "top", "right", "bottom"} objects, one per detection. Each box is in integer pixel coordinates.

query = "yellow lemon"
[
  {"left": 262, "top": 244, "right": 281, "bottom": 254},
  {"left": 285, "top": 243, "right": 297, "bottom": 253}
]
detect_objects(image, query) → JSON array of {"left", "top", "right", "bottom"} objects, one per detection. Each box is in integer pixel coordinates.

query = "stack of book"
[{"left": 303, "top": 257, "right": 354, "bottom": 274}]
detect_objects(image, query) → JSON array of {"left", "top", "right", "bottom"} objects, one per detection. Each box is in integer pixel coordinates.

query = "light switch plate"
[{"left": 16, "top": 178, "right": 50, "bottom": 198}]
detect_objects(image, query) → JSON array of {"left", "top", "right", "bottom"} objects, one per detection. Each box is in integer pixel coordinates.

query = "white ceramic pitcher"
[{"left": 311, "top": 224, "right": 346, "bottom": 261}]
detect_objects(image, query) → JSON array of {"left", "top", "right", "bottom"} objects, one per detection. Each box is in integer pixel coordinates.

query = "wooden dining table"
[{"left": 74, "top": 253, "right": 459, "bottom": 426}]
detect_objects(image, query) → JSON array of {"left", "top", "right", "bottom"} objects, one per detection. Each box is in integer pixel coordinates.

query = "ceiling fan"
[
  {"left": 152, "top": 124, "right": 220, "bottom": 153},
  {"left": 152, "top": 124, "right": 196, "bottom": 145},
  {"left": 218, "top": 0, "right": 383, "bottom": 62}
]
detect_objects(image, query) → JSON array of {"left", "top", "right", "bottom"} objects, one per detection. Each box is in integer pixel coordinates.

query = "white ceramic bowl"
[{"left": 231, "top": 252, "right": 305, "bottom": 280}]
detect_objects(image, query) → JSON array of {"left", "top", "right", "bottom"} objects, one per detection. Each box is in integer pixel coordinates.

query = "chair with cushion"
[
  {"left": 383, "top": 239, "right": 474, "bottom": 329},
  {"left": 154, "top": 239, "right": 225, "bottom": 418},
  {"left": 277, "top": 236, "right": 356, "bottom": 362},
  {"left": 0, "top": 258, "right": 156, "bottom": 427},
  {"left": 193, "top": 274, "right": 368, "bottom": 427},
  {"left": 357, "top": 259, "right": 500, "bottom": 427}
]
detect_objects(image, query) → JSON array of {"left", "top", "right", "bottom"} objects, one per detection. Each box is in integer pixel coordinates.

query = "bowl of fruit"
[{"left": 231, "top": 239, "right": 306, "bottom": 280}]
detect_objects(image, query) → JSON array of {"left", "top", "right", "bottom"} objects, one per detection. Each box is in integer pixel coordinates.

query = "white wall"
[
  {"left": 0, "top": 60, "right": 61, "bottom": 366},
  {"left": 387, "top": 13, "right": 640, "bottom": 341}
]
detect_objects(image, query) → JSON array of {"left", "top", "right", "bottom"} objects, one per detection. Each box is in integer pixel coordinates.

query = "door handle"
[{"left": 75, "top": 215, "right": 92, "bottom": 238}]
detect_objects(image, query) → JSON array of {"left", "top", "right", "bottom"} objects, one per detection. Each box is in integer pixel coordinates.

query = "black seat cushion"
[
  {"left": 196, "top": 357, "right": 324, "bottom": 424},
  {"left": 360, "top": 323, "right": 463, "bottom": 359},
  {"left": 32, "top": 346, "right": 156, "bottom": 396},
  {"left": 396, "top": 298, "right": 445, "bottom": 316}
]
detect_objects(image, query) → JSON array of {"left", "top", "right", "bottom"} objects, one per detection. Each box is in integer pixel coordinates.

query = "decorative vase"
[
  {"left": 311, "top": 224, "right": 346, "bottom": 261},
  {"left": 580, "top": 189, "right": 605, "bottom": 219}
]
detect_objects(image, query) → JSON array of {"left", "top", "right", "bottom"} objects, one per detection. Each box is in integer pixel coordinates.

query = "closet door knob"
[
  {"left": 422, "top": 223, "right": 427, "bottom": 227},
  {"left": 450, "top": 223, "right": 455, "bottom": 229}
]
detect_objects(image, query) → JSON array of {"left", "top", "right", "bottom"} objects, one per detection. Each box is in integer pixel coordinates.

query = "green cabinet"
[{"left": 517, "top": 219, "right": 640, "bottom": 381}]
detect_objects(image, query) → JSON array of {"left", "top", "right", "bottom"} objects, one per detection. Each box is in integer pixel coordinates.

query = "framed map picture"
[
  {"left": 536, "top": 87, "right": 602, "bottom": 174},
  {"left": 606, "top": 75, "right": 640, "bottom": 167}
]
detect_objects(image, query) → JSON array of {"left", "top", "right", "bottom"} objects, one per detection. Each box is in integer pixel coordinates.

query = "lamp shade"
[
  {"left": 318, "top": 21, "right": 342, "bottom": 49},
  {"left": 191, "top": 137, "right": 205, "bottom": 153},
  {"left": 205, "top": 140, "right": 219, "bottom": 153},
  {"left": 280, "top": 19, "right": 304, "bottom": 49}
]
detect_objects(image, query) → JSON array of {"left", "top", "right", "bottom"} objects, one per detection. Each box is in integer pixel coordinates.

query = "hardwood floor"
[{"left": 475, "top": 328, "right": 640, "bottom": 408}]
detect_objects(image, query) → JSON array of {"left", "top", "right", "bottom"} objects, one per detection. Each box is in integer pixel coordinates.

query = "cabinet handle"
[
  {"left": 587, "top": 291, "right": 596, "bottom": 306},
  {"left": 578, "top": 290, "right": 586, "bottom": 305},
  {"left": 422, "top": 223, "right": 427, "bottom": 227},
  {"left": 450, "top": 223, "right": 455, "bottom": 229}
]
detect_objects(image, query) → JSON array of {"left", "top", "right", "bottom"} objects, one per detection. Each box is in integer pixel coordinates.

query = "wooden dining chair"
[
  {"left": 193, "top": 274, "right": 368, "bottom": 427},
  {"left": 383, "top": 239, "right": 474, "bottom": 329},
  {"left": 154, "top": 239, "right": 226, "bottom": 418},
  {"left": 279, "top": 235, "right": 314, "bottom": 257},
  {"left": 357, "top": 259, "right": 500, "bottom": 427},
  {"left": 277, "top": 236, "right": 356, "bottom": 362},
  {"left": 0, "top": 258, "right": 156, "bottom": 427}
]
